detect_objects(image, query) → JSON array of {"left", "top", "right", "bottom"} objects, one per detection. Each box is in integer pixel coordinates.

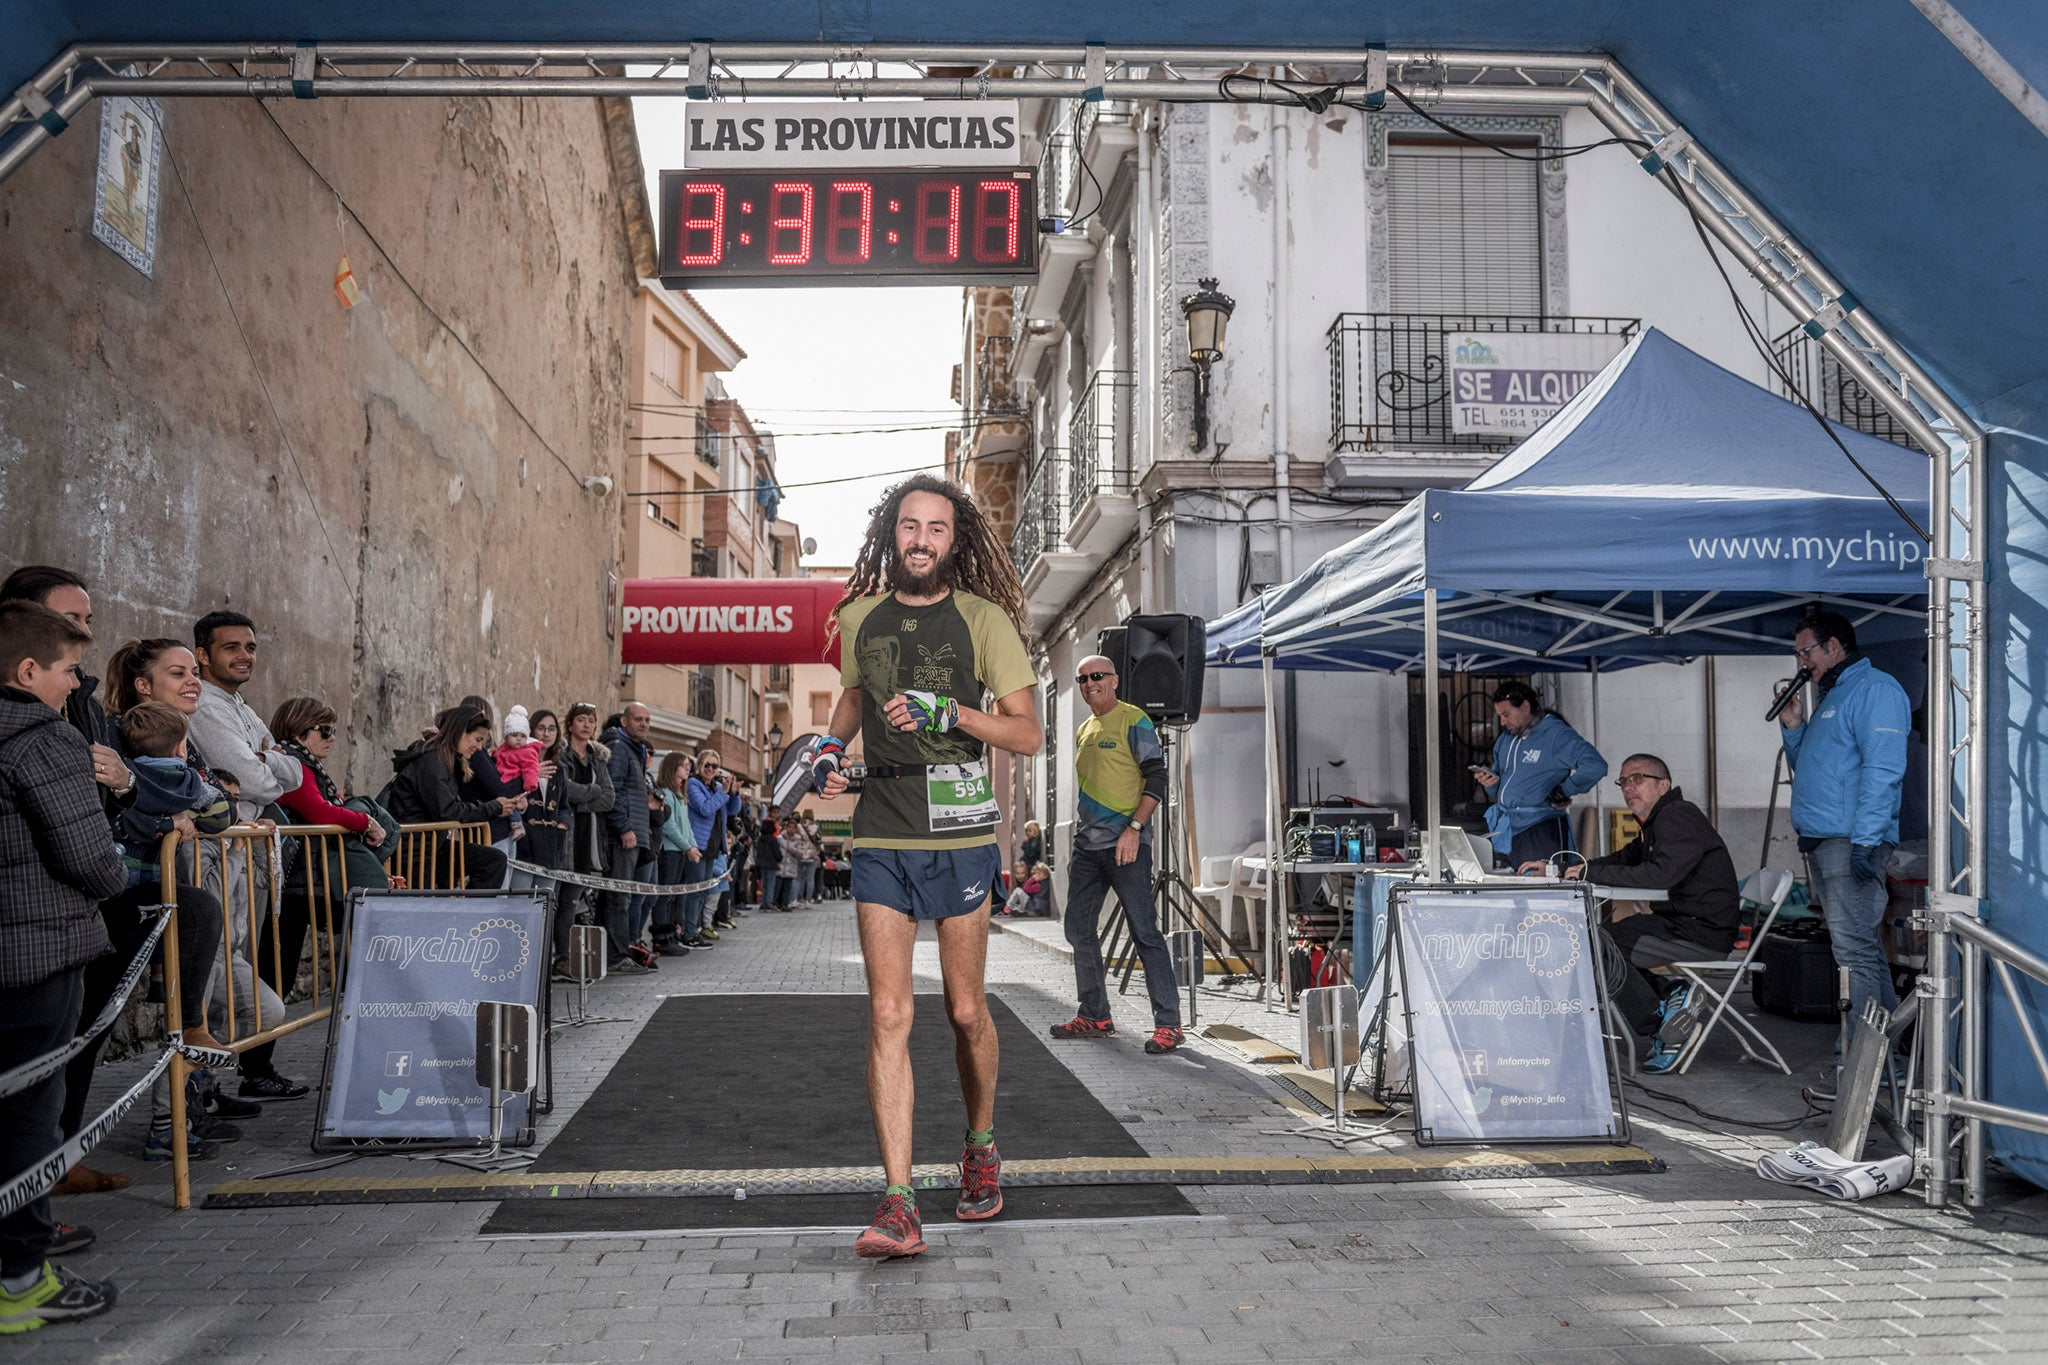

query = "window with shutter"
[{"left": 1386, "top": 142, "right": 1543, "bottom": 316}]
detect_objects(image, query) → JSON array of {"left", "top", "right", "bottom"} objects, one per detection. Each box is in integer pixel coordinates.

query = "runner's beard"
[{"left": 890, "top": 544, "right": 957, "bottom": 597}]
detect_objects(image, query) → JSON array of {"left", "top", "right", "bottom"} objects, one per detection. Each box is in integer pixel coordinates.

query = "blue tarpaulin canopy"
[{"left": 1209, "top": 328, "right": 1930, "bottom": 673}]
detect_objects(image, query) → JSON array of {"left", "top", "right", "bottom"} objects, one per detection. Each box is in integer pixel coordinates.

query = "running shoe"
[
  {"left": 697, "top": 926, "right": 720, "bottom": 941},
  {"left": 1144, "top": 1026, "right": 1186, "bottom": 1055},
  {"left": 197, "top": 1084, "right": 262, "bottom": 1120},
  {"left": 1654, "top": 983, "right": 1698, "bottom": 1046},
  {"left": 141, "top": 1130, "right": 219, "bottom": 1162},
  {"left": 1048, "top": 1014, "right": 1115, "bottom": 1040},
  {"left": 237, "top": 1071, "right": 309, "bottom": 1101},
  {"left": 189, "top": 1114, "right": 241, "bottom": 1144},
  {"left": 45, "top": 1224, "right": 94, "bottom": 1257},
  {"left": 626, "top": 943, "right": 660, "bottom": 971},
  {"left": 853, "top": 1193, "right": 927, "bottom": 1258},
  {"left": 0, "top": 1263, "right": 116, "bottom": 1334},
  {"left": 956, "top": 1143, "right": 1003, "bottom": 1221},
  {"left": 608, "top": 956, "right": 650, "bottom": 976},
  {"left": 683, "top": 936, "right": 715, "bottom": 949},
  {"left": 1642, "top": 1037, "right": 1683, "bottom": 1074}
]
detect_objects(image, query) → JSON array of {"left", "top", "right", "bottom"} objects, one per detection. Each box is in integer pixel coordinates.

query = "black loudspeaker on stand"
[{"left": 1091, "top": 614, "right": 1246, "bottom": 995}]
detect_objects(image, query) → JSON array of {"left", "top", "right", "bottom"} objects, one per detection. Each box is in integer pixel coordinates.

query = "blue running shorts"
[{"left": 851, "top": 845, "right": 1005, "bottom": 921}]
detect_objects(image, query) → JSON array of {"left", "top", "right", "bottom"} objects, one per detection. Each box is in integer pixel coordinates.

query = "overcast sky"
[{"left": 631, "top": 94, "right": 965, "bottom": 568}]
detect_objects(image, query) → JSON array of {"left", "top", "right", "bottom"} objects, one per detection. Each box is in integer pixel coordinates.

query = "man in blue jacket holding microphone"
[
  {"left": 1777, "top": 609, "right": 1910, "bottom": 1041},
  {"left": 1475, "top": 681, "right": 1608, "bottom": 868}
]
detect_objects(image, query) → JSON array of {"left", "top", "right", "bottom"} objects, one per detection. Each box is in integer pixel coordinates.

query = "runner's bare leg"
[
  {"left": 936, "top": 899, "right": 997, "bottom": 1134},
  {"left": 858, "top": 901, "right": 921, "bottom": 1187}
]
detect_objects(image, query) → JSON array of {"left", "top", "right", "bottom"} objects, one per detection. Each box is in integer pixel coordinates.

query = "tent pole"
[
  {"left": 1261, "top": 652, "right": 1281, "bottom": 1001},
  {"left": 1424, "top": 590, "right": 1443, "bottom": 878},
  {"left": 1590, "top": 659, "right": 1605, "bottom": 856}
]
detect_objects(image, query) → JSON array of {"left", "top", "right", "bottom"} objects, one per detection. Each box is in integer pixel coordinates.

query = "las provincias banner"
[{"left": 622, "top": 578, "right": 845, "bottom": 668}]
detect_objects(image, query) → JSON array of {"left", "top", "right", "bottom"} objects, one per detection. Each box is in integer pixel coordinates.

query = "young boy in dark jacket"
[
  {"left": 0, "top": 601, "right": 123, "bottom": 1332},
  {"left": 112, "top": 702, "right": 233, "bottom": 885}
]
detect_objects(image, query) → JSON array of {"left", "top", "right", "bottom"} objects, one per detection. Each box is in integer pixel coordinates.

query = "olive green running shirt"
[{"left": 835, "top": 589, "right": 1036, "bottom": 850}]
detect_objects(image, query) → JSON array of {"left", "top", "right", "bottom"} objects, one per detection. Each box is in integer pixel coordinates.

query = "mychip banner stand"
[
  {"left": 1379, "top": 883, "right": 1630, "bottom": 1146},
  {"left": 313, "top": 889, "right": 551, "bottom": 1151}
]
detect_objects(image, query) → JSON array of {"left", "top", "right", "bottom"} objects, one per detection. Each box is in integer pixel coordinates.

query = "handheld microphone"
[{"left": 1764, "top": 668, "right": 1812, "bottom": 723}]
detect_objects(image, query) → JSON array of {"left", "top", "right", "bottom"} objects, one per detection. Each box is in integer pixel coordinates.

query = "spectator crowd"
[{"left": 0, "top": 565, "right": 843, "bottom": 1334}]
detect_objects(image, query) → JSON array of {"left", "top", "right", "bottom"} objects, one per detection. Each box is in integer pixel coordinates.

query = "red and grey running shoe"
[
  {"left": 956, "top": 1143, "right": 1003, "bottom": 1221},
  {"left": 1048, "top": 1014, "right": 1115, "bottom": 1040},
  {"left": 853, "top": 1192, "right": 927, "bottom": 1259},
  {"left": 1144, "top": 1026, "right": 1186, "bottom": 1055}
]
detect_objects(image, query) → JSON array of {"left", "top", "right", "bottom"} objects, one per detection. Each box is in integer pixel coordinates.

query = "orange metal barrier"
[{"left": 156, "top": 819, "right": 486, "bottom": 1208}]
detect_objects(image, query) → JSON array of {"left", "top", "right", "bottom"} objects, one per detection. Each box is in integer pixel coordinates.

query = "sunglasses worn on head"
[{"left": 1076, "top": 671, "right": 1113, "bottom": 684}]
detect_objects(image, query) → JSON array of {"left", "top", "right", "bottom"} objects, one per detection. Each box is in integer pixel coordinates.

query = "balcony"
[
  {"left": 687, "top": 668, "right": 717, "bottom": 722},
  {"left": 1325, "top": 313, "right": 1640, "bottom": 487},
  {"left": 765, "top": 664, "right": 792, "bottom": 697},
  {"left": 695, "top": 414, "right": 721, "bottom": 470},
  {"left": 1067, "top": 369, "right": 1138, "bottom": 558},
  {"left": 1019, "top": 117, "right": 1095, "bottom": 323},
  {"left": 1011, "top": 449, "right": 1092, "bottom": 629},
  {"left": 1769, "top": 324, "right": 1924, "bottom": 452}
]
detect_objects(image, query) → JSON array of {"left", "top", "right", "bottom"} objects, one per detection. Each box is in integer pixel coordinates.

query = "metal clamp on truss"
[
  {"left": 1926, "top": 556, "right": 1987, "bottom": 582},
  {"left": 1802, "top": 291, "right": 1861, "bottom": 339},
  {"left": 1083, "top": 45, "right": 1106, "bottom": 103},
  {"left": 1362, "top": 45, "right": 1387, "bottom": 110},
  {"left": 1638, "top": 125, "right": 1691, "bottom": 175},
  {"left": 685, "top": 43, "right": 710, "bottom": 101},
  {"left": 12, "top": 81, "right": 66, "bottom": 136},
  {"left": 292, "top": 43, "right": 318, "bottom": 100}
]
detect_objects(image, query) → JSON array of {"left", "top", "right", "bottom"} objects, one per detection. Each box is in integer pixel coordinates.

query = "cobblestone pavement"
[{"left": 17, "top": 899, "right": 2048, "bottom": 1363}]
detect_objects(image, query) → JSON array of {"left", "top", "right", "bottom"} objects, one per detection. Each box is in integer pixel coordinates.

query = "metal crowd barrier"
[{"left": 157, "top": 819, "right": 491, "bottom": 1209}]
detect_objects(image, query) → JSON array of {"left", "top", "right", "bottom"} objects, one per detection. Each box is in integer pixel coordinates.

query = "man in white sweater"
[{"left": 185, "top": 609, "right": 307, "bottom": 1101}]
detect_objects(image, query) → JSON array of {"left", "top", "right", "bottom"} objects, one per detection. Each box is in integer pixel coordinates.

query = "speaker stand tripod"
[{"left": 1100, "top": 727, "right": 1248, "bottom": 1003}]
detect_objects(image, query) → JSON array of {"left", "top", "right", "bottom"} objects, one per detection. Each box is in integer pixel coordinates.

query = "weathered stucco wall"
[{"left": 0, "top": 88, "right": 638, "bottom": 794}]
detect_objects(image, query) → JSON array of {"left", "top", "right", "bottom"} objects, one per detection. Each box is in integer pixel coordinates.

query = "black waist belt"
[{"left": 862, "top": 763, "right": 926, "bottom": 780}]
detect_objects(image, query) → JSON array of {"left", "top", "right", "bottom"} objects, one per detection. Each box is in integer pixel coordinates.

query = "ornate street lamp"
[{"left": 1180, "top": 277, "right": 1235, "bottom": 453}]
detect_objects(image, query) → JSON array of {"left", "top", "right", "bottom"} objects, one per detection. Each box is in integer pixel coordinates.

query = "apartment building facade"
[{"left": 965, "top": 89, "right": 1922, "bottom": 875}]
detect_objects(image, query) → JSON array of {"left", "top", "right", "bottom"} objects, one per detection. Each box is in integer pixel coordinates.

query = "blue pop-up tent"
[
  {"left": 1207, "top": 326, "right": 1930, "bottom": 955},
  {"left": 1214, "top": 327, "right": 1931, "bottom": 675}
]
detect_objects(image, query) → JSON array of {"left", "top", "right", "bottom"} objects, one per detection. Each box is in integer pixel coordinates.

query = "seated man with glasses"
[{"left": 1521, "top": 753, "right": 1739, "bottom": 1073}]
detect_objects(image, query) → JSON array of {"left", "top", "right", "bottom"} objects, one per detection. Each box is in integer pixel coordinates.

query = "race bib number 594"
[{"left": 926, "top": 761, "right": 998, "bottom": 831}]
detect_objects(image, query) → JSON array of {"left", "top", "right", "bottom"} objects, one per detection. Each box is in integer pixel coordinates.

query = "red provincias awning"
[{"left": 621, "top": 577, "right": 845, "bottom": 667}]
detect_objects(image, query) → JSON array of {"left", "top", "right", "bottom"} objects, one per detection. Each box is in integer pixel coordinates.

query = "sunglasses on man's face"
[{"left": 1075, "top": 671, "right": 1114, "bottom": 684}]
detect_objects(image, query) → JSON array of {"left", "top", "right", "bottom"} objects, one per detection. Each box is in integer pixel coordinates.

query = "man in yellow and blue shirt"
[{"left": 1050, "top": 655, "right": 1182, "bottom": 1054}]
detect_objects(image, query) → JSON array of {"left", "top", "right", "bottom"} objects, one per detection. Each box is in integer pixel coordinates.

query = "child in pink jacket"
[{"left": 495, "top": 706, "right": 541, "bottom": 840}]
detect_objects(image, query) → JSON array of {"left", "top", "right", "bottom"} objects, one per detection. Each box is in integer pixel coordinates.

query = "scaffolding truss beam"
[{"left": 0, "top": 35, "right": 1994, "bottom": 1205}]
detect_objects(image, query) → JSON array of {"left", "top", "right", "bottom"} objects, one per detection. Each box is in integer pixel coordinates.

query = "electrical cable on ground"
[{"left": 1625, "top": 1077, "right": 1829, "bottom": 1133}]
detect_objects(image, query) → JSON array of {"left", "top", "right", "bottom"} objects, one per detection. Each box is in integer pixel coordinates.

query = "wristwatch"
[{"left": 1128, "top": 818, "right": 1145, "bottom": 832}]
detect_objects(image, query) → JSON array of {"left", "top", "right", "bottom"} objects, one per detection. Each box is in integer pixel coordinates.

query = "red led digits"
[
  {"left": 913, "top": 180, "right": 962, "bottom": 263},
  {"left": 826, "top": 180, "right": 873, "bottom": 265},
  {"left": 973, "top": 180, "right": 1021, "bottom": 263},
  {"left": 676, "top": 182, "right": 726, "bottom": 267},
  {"left": 767, "top": 181, "right": 814, "bottom": 265}
]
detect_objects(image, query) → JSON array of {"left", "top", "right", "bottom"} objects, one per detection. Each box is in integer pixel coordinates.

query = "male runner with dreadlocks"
[{"left": 810, "top": 474, "right": 1040, "bottom": 1259}]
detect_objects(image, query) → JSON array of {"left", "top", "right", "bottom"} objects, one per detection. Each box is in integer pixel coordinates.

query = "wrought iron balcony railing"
[
  {"left": 1769, "top": 324, "right": 1924, "bottom": 452},
  {"left": 1326, "top": 313, "right": 1640, "bottom": 452},
  {"left": 687, "top": 668, "right": 717, "bottom": 722},
  {"left": 1011, "top": 448, "right": 1071, "bottom": 577},
  {"left": 694, "top": 413, "right": 721, "bottom": 469},
  {"left": 1068, "top": 369, "right": 1135, "bottom": 511}
]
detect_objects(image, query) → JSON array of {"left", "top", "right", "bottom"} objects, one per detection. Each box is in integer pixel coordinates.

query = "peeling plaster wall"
[{"left": 0, "top": 90, "right": 634, "bottom": 795}]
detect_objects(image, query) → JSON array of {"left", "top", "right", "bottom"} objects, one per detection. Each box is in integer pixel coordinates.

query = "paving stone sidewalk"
[{"left": 15, "top": 899, "right": 2048, "bottom": 1363}]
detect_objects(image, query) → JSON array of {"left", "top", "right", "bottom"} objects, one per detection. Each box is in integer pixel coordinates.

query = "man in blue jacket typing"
[{"left": 1778, "top": 610, "right": 1910, "bottom": 1042}]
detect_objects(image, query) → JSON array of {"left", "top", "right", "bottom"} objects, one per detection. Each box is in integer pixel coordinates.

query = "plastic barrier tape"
[
  {"left": 0, "top": 909, "right": 170, "bottom": 1102},
  {"left": 504, "top": 859, "right": 723, "bottom": 897},
  {"left": 0, "top": 1047, "right": 173, "bottom": 1220}
]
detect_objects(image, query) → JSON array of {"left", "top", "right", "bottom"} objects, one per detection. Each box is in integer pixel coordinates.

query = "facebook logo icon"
[{"left": 385, "top": 1052, "right": 412, "bottom": 1078}]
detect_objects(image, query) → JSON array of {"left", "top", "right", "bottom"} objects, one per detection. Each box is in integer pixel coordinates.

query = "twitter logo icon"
[{"left": 376, "top": 1087, "right": 410, "bottom": 1114}]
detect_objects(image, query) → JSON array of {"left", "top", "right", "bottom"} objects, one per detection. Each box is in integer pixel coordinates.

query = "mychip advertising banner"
[
  {"left": 1392, "top": 885, "right": 1621, "bottom": 1144},
  {"left": 318, "top": 891, "right": 548, "bottom": 1144}
]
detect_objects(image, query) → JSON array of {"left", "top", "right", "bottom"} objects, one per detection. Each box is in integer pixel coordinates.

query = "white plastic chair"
[
  {"left": 1671, "top": 867, "right": 1795, "bottom": 1075},
  {"left": 1193, "top": 841, "right": 1269, "bottom": 949}
]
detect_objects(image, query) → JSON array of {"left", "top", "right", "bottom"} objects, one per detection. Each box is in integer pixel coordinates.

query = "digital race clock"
[{"left": 656, "top": 168, "right": 1039, "bottom": 287}]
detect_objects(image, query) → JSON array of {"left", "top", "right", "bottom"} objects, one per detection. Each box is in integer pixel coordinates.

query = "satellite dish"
[{"left": 801, "top": 537, "right": 818, "bottom": 557}]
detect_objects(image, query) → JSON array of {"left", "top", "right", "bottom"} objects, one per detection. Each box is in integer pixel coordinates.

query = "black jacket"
[
  {"left": 381, "top": 742, "right": 502, "bottom": 828},
  {"left": 0, "top": 687, "right": 123, "bottom": 987},
  {"left": 461, "top": 744, "right": 518, "bottom": 842},
  {"left": 526, "top": 742, "right": 615, "bottom": 872},
  {"left": 1585, "top": 786, "right": 1740, "bottom": 950}
]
